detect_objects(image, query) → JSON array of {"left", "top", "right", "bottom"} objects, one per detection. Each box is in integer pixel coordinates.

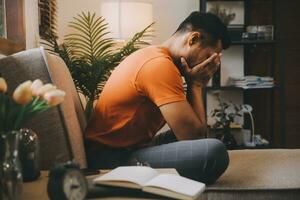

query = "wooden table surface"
[{"left": 22, "top": 168, "right": 178, "bottom": 200}]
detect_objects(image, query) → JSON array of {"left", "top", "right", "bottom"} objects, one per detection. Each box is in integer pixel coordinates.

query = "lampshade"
[{"left": 101, "top": 0, "right": 153, "bottom": 40}]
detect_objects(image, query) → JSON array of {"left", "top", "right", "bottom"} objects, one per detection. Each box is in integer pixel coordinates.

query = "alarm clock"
[{"left": 47, "top": 162, "right": 88, "bottom": 200}]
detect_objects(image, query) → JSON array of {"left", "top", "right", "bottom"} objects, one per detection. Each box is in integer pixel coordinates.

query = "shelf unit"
[
  {"left": 199, "top": 0, "right": 285, "bottom": 147},
  {"left": 206, "top": 86, "right": 280, "bottom": 91},
  {"left": 231, "top": 40, "right": 276, "bottom": 45}
]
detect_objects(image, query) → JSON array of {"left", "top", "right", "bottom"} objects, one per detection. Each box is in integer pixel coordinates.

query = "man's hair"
[{"left": 175, "top": 12, "right": 231, "bottom": 49}]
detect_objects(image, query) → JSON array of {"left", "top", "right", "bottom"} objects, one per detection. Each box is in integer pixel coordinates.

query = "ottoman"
[{"left": 201, "top": 149, "right": 300, "bottom": 200}]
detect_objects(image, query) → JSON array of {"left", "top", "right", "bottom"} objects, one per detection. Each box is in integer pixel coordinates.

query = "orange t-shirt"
[{"left": 85, "top": 46, "right": 186, "bottom": 148}]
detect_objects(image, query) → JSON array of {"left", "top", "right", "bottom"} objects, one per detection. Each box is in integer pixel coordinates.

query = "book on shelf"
[
  {"left": 228, "top": 75, "right": 275, "bottom": 89},
  {"left": 235, "top": 85, "right": 275, "bottom": 89},
  {"left": 230, "top": 75, "right": 274, "bottom": 82},
  {"left": 93, "top": 166, "right": 206, "bottom": 200}
]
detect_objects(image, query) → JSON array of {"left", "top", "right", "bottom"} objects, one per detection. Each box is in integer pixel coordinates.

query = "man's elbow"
[
  {"left": 178, "top": 123, "right": 207, "bottom": 140},
  {"left": 194, "top": 123, "right": 208, "bottom": 138}
]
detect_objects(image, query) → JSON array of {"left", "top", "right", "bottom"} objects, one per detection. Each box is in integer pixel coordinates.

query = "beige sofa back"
[{"left": 0, "top": 47, "right": 87, "bottom": 169}]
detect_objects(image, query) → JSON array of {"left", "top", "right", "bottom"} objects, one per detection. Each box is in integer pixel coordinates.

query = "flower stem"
[
  {"left": 13, "top": 105, "right": 26, "bottom": 130},
  {"left": 0, "top": 94, "right": 4, "bottom": 132}
]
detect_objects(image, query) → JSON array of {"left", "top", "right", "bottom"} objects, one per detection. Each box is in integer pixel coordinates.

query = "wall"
[
  {"left": 24, "top": 0, "right": 39, "bottom": 49},
  {"left": 57, "top": 0, "right": 102, "bottom": 43},
  {"left": 151, "top": 0, "right": 199, "bottom": 44}
]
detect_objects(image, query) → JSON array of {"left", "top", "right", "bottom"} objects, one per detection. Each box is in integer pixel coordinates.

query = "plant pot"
[
  {"left": 1, "top": 131, "right": 23, "bottom": 200},
  {"left": 221, "top": 127, "right": 237, "bottom": 150}
]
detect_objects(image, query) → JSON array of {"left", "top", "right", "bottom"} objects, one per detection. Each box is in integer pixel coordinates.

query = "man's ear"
[{"left": 188, "top": 32, "right": 201, "bottom": 46}]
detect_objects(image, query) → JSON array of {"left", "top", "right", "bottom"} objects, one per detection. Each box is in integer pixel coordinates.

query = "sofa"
[
  {"left": 0, "top": 47, "right": 87, "bottom": 169},
  {"left": 1, "top": 48, "right": 300, "bottom": 200}
]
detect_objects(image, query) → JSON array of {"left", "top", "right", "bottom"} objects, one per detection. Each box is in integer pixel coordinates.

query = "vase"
[
  {"left": 19, "top": 128, "right": 41, "bottom": 182},
  {"left": 1, "top": 131, "right": 23, "bottom": 200},
  {"left": 221, "top": 126, "right": 237, "bottom": 150},
  {"left": 0, "top": 134, "right": 4, "bottom": 198}
]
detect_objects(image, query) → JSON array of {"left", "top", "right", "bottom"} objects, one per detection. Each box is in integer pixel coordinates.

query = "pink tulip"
[
  {"left": 43, "top": 89, "right": 65, "bottom": 106},
  {"left": 0, "top": 77, "right": 7, "bottom": 93},
  {"left": 37, "top": 83, "right": 57, "bottom": 97},
  {"left": 31, "top": 79, "right": 44, "bottom": 96},
  {"left": 13, "top": 80, "right": 33, "bottom": 105}
]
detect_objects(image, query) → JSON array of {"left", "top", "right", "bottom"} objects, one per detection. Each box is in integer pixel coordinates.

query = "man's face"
[{"left": 184, "top": 33, "right": 222, "bottom": 68}]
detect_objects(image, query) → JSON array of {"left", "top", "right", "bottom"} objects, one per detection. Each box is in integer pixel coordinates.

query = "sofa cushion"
[{"left": 201, "top": 149, "right": 300, "bottom": 200}]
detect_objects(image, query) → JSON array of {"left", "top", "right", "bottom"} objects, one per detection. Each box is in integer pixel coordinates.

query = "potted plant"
[
  {"left": 42, "top": 12, "right": 154, "bottom": 120},
  {"left": 0, "top": 77, "right": 65, "bottom": 200},
  {"left": 211, "top": 97, "right": 244, "bottom": 149}
]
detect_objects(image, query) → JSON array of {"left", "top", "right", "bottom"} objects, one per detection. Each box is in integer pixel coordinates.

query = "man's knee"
[
  {"left": 205, "top": 139, "right": 230, "bottom": 183},
  {"left": 175, "top": 138, "right": 229, "bottom": 184},
  {"left": 207, "top": 139, "right": 229, "bottom": 165}
]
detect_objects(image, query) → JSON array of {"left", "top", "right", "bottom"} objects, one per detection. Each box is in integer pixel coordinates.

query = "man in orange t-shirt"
[{"left": 86, "top": 12, "right": 231, "bottom": 184}]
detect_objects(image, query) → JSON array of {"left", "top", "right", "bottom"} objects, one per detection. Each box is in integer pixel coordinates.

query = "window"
[{"left": 0, "top": 0, "right": 25, "bottom": 55}]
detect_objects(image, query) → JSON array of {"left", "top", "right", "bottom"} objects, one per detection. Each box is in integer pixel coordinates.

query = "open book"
[{"left": 93, "top": 166, "right": 206, "bottom": 200}]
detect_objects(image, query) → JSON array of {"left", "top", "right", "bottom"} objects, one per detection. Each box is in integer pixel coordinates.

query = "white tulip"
[
  {"left": 37, "top": 83, "right": 57, "bottom": 97},
  {"left": 13, "top": 80, "right": 33, "bottom": 105},
  {"left": 0, "top": 77, "right": 7, "bottom": 93},
  {"left": 31, "top": 79, "right": 44, "bottom": 96},
  {"left": 43, "top": 89, "right": 65, "bottom": 106}
]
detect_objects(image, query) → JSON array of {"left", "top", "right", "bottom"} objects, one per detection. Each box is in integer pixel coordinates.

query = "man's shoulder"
[
  {"left": 139, "top": 47, "right": 180, "bottom": 76},
  {"left": 136, "top": 46, "right": 173, "bottom": 63},
  {"left": 136, "top": 49, "right": 183, "bottom": 86},
  {"left": 117, "top": 45, "right": 177, "bottom": 78}
]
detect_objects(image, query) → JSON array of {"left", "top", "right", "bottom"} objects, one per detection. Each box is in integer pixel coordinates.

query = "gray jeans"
[{"left": 86, "top": 131, "right": 229, "bottom": 184}]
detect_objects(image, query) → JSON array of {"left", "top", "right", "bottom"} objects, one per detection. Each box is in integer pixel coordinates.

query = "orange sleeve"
[{"left": 135, "top": 57, "right": 186, "bottom": 106}]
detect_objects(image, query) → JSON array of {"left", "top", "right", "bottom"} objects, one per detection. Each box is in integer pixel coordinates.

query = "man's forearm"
[{"left": 186, "top": 82, "right": 207, "bottom": 135}]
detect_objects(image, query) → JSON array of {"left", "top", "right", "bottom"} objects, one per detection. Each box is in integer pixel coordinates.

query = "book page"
[
  {"left": 143, "top": 174, "right": 205, "bottom": 199},
  {"left": 93, "top": 166, "right": 159, "bottom": 188}
]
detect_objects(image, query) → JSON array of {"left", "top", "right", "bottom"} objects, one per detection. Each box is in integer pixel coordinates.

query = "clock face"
[{"left": 63, "top": 170, "right": 87, "bottom": 200}]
